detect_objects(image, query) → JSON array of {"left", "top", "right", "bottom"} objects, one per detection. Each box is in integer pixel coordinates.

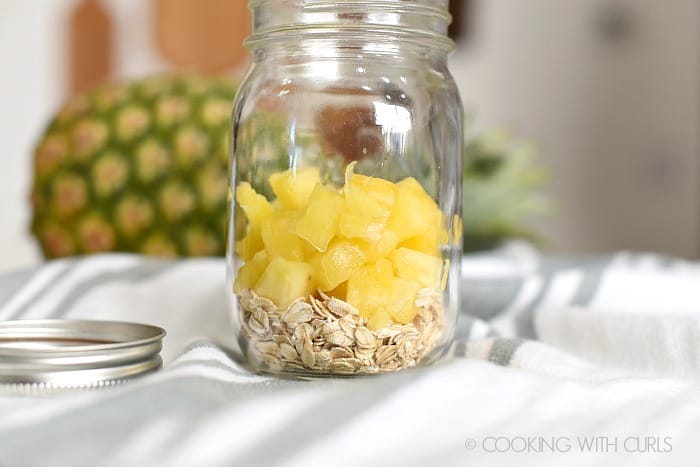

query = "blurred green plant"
[{"left": 462, "top": 128, "right": 553, "bottom": 252}]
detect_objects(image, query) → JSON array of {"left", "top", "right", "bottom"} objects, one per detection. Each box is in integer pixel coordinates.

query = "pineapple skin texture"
[
  {"left": 31, "top": 75, "right": 238, "bottom": 258},
  {"left": 234, "top": 167, "right": 447, "bottom": 329}
]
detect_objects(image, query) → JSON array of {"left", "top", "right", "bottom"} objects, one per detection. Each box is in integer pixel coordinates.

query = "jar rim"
[
  {"left": 246, "top": 0, "right": 454, "bottom": 52},
  {"left": 248, "top": 0, "right": 450, "bottom": 16}
]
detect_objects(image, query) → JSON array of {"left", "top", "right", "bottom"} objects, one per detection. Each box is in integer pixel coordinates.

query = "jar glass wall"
[{"left": 227, "top": 0, "right": 463, "bottom": 377}]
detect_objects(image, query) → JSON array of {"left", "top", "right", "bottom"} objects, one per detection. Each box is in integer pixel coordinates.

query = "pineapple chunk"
[
  {"left": 338, "top": 169, "right": 397, "bottom": 244},
  {"left": 390, "top": 247, "right": 442, "bottom": 289},
  {"left": 441, "top": 258, "right": 450, "bottom": 291},
  {"left": 451, "top": 214, "right": 464, "bottom": 243},
  {"left": 345, "top": 258, "right": 423, "bottom": 327},
  {"left": 338, "top": 188, "right": 391, "bottom": 243},
  {"left": 234, "top": 227, "right": 263, "bottom": 260},
  {"left": 236, "top": 182, "right": 273, "bottom": 229},
  {"left": 367, "top": 311, "right": 391, "bottom": 331},
  {"left": 400, "top": 233, "right": 438, "bottom": 256},
  {"left": 399, "top": 207, "right": 447, "bottom": 256},
  {"left": 269, "top": 166, "right": 320, "bottom": 210},
  {"left": 386, "top": 277, "right": 421, "bottom": 324},
  {"left": 261, "top": 211, "right": 306, "bottom": 261},
  {"left": 337, "top": 170, "right": 397, "bottom": 244},
  {"left": 346, "top": 258, "right": 393, "bottom": 319},
  {"left": 362, "top": 228, "right": 399, "bottom": 262},
  {"left": 400, "top": 226, "right": 447, "bottom": 256},
  {"left": 233, "top": 250, "right": 269, "bottom": 293},
  {"left": 255, "top": 257, "right": 315, "bottom": 308},
  {"left": 301, "top": 239, "right": 319, "bottom": 259},
  {"left": 387, "top": 177, "right": 440, "bottom": 242},
  {"left": 295, "top": 183, "right": 344, "bottom": 252},
  {"left": 347, "top": 173, "right": 397, "bottom": 211},
  {"left": 314, "top": 239, "right": 368, "bottom": 291},
  {"left": 234, "top": 168, "right": 449, "bottom": 319},
  {"left": 327, "top": 281, "right": 348, "bottom": 301}
]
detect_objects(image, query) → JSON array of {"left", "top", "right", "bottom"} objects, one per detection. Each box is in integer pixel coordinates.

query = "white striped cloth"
[{"left": 1, "top": 243, "right": 700, "bottom": 467}]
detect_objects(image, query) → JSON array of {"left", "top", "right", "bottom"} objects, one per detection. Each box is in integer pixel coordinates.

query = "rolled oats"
[
  {"left": 329, "top": 347, "right": 354, "bottom": 360},
  {"left": 238, "top": 288, "right": 444, "bottom": 375},
  {"left": 279, "top": 343, "right": 298, "bottom": 361},
  {"left": 301, "top": 344, "right": 316, "bottom": 368},
  {"left": 282, "top": 300, "right": 314, "bottom": 325}
]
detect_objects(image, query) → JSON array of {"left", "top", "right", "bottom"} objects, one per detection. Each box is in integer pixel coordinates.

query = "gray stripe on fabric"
[
  {"left": 454, "top": 315, "right": 477, "bottom": 341},
  {"left": 451, "top": 339, "right": 470, "bottom": 358},
  {"left": 487, "top": 338, "right": 525, "bottom": 366},
  {"left": 227, "top": 370, "right": 426, "bottom": 467},
  {"left": 570, "top": 258, "right": 612, "bottom": 307},
  {"left": 461, "top": 278, "right": 522, "bottom": 321},
  {"left": 0, "top": 268, "right": 34, "bottom": 307},
  {"left": 46, "top": 260, "right": 177, "bottom": 318},
  {"left": 655, "top": 255, "right": 679, "bottom": 269},
  {"left": 6, "top": 260, "right": 78, "bottom": 320}
]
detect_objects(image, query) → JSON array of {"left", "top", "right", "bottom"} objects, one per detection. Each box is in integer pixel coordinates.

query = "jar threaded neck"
[{"left": 246, "top": 0, "right": 454, "bottom": 52}]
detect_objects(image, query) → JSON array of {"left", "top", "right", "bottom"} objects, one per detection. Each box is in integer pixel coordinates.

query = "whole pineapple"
[{"left": 30, "top": 75, "right": 237, "bottom": 258}]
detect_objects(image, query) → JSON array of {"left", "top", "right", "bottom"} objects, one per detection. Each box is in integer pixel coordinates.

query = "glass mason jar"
[{"left": 227, "top": 0, "right": 463, "bottom": 377}]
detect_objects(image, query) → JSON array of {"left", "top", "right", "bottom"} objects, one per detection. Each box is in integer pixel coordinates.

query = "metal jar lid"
[{"left": 0, "top": 319, "right": 166, "bottom": 391}]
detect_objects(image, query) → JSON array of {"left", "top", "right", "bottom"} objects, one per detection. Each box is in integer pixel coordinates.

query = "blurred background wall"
[
  {"left": 452, "top": 0, "right": 699, "bottom": 259},
  {"left": 0, "top": 0, "right": 698, "bottom": 272}
]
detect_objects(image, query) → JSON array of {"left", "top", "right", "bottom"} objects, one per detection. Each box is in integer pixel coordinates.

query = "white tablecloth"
[{"left": 1, "top": 245, "right": 699, "bottom": 466}]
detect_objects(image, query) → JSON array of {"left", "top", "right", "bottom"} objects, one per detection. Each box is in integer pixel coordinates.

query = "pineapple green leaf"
[{"left": 462, "top": 127, "right": 553, "bottom": 252}]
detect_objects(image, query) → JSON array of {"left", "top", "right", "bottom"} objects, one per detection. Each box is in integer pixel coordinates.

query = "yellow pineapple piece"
[
  {"left": 233, "top": 250, "right": 269, "bottom": 293},
  {"left": 255, "top": 257, "right": 315, "bottom": 308},
  {"left": 387, "top": 177, "right": 441, "bottom": 242},
  {"left": 347, "top": 173, "right": 397, "bottom": 211},
  {"left": 314, "top": 239, "right": 368, "bottom": 291},
  {"left": 439, "top": 213, "right": 450, "bottom": 244},
  {"left": 348, "top": 261, "right": 421, "bottom": 327},
  {"left": 338, "top": 188, "right": 391, "bottom": 243},
  {"left": 236, "top": 182, "right": 273, "bottom": 229},
  {"left": 268, "top": 166, "right": 320, "bottom": 210},
  {"left": 399, "top": 221, "right": 448, "bottom": 256},
  {"left": 373, "top": 257, "right": 394, "bottom": 278},
  {"left": 367, "top": 311, "right": 391, "bottom": 331},
  {"left": 362, "top": 228, "right": 399, "bottom": 262},
  {"left": 327, "top": 281, "right": 347, "bottom": 301},
  {"left": 390, "top": 247, "right": 442, "bottom": 289},
  {"left": 441, "top": 258, "right": 450, "bottom": 291},
  {"left": 301, "top": 239, "right": 319, "bottom": 259},
  {"left": 234, "top": 227, "right": 263, "bottom": 260},
  {"left": 344, "top": 161, "right": 356, "bottom": 189},
  {"left": 346, "top": 258, "right": 393, "bottom": 319},
  {"left": 399, "top": 206, "right": 447, "bottom": 256},
  {"left": 261, "top": 211, "right": 307, "bottom": 261},
  {"left": 236, "top": 167, "right": 449, "bottom": 323},
  {"left": 400, "top": 232, "right": 439, "bottom": 256},
  {"left": 386, "top": 277, "right": 421, "bottom": 324},
  {"left": 451, "top": 214, "right": 464, "bottom": 243},
  {"left": 295, "top": 183, "right": 344, "bottom": 252},
  {"left": 337, "top": 168, "right": 397, "bottom": 244}
]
